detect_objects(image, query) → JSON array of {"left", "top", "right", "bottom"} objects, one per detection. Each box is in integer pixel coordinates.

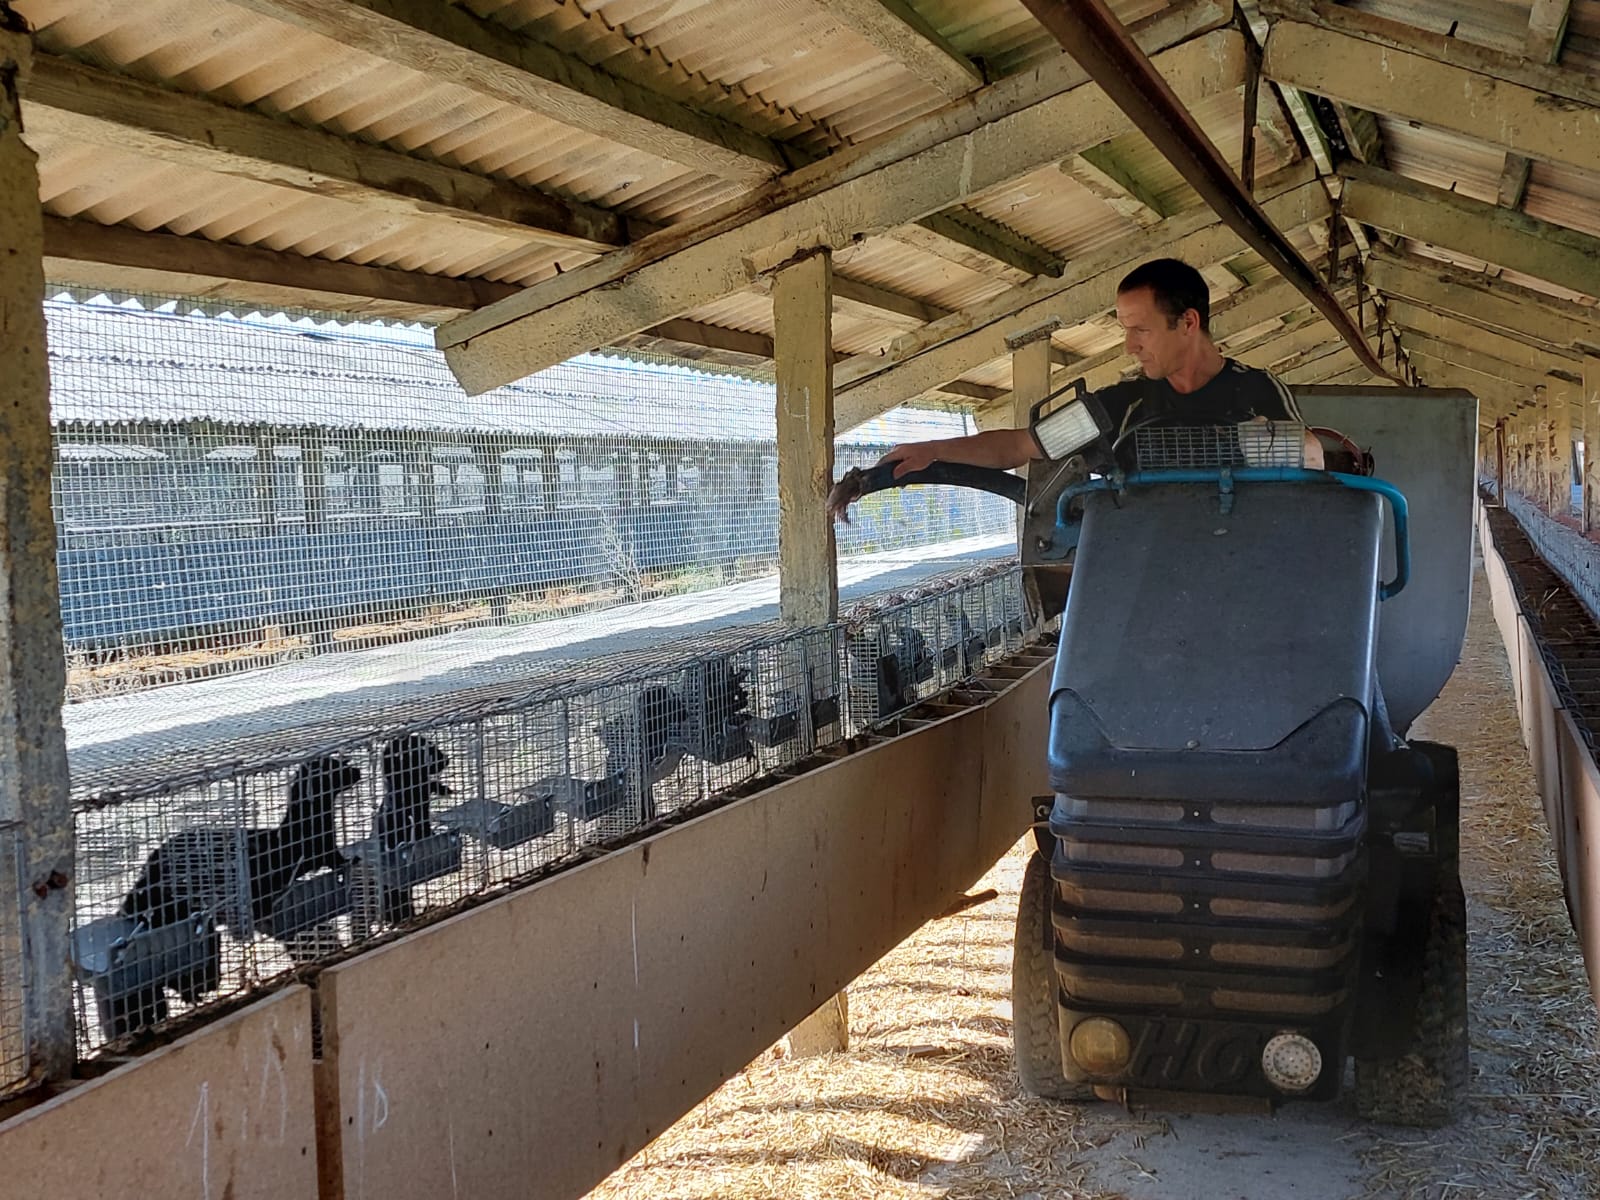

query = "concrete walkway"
[{"left": 65, "top": 535, "right": 1014, "bottom": 791}]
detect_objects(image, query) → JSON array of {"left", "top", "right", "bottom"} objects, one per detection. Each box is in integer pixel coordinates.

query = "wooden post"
[
  {"left": 1586, "top": 356, "right": 1600, "bottom": 533},
  {"left": 772, "top": 248, "right": 845, "bottom": 1054},
  {"left": 1495, "top": 418, "right": 1506, "bottom": 504},
  {"left": 773, "top": 249, "right": 837, "bottom": 628},
  {"left": 1549, "top": 384, "right": 1573, "bottom": 517},
  {"left": 0, "top": 11, "right": 75, "bottom": 1089},
  {"left": 478, "top": 437, "right": 508, "bottom": 622},
  {"left": 1008, "top": 325, "right": 1055, "bottom": 545},
  {"left": 303, "top": 430, "right": 334, "bottom": 650}
]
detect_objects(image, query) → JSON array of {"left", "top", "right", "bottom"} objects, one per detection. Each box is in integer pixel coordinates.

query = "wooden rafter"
[
  {"left": 1339, "top": 164, "right": 1600, "bottom": 302},
  {"left": 810, "top": 0, "right": 983, "bottom": 98},
  {"left": 1262, "top": 0, "right": 1600, "bottom": 180},
  {"left": 220, "top": 0, "right": 790, "bottom": 181},
  {"left": 1499, "top": 0, "right": 1573, "bottom": 209},
  {"left": 833, "top": 171, "right": 1328, "bottom": 428},
  {"left": 439, "top": 27, "right": 1250, "bottom": 394},
  {"left": 23, "top": 54, "right": 630, "bottom": 257}
]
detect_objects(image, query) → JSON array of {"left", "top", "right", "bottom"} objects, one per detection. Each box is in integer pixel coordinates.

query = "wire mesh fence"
[
  {"left": 1132, "top": 421, "right": 1308, "bottom": 471},
  {"left": 1, "top": 821, "right": 29, "bottom": 1094},
  {"left": 45, "top": 293, "right": 1015, "bottom": 709},
  {"left": 67, "top": 562, "right": 1030, "bottom": 1058}
]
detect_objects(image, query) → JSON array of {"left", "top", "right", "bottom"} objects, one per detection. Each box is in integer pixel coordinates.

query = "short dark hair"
[{"left": 1117, "top": 258, "right": 1211, "bottom": 334}]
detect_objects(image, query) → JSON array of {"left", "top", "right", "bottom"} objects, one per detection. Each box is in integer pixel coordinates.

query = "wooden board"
[{"left": 0, "top": 988, "right": 318, "bottom": 1200}]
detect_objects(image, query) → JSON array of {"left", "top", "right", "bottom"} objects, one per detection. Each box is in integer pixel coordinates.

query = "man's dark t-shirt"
[{"left": 1095, "top": 358, "right": 1302, "bottom": 441}]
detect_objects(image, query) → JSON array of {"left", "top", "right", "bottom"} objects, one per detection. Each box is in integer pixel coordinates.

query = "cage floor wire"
[{"left": 64, "top": 537, "right": 1016, "bottom": 798}]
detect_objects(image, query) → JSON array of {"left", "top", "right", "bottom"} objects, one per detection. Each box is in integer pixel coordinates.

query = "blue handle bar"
[{"left": 1054, "top": 467, "right": 1411, "bottom": 600}]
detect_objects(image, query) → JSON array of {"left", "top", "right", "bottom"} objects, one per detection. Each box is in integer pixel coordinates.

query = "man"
[{"left": 829, "top": 259, "right": 1315, "bottom": 520}]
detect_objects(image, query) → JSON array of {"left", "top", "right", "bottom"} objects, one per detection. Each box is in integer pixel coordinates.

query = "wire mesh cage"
[
  {"left": 1132, "top": 422, "right": 1308, "bottom": 472},
  {"left": 61, "top": 520, "right": 1027, "bottom": 1052},
  {"left": 1, "top": 821, "right": 29, "bottom": 1094},
  {"left": 46, "top": 293, "right": 1016, "bottom": 711}
]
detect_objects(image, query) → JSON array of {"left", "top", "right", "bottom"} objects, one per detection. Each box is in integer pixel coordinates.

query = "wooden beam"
[
  {"left": 1261, "top": 1, "right": 1600, "bottom": 176},
  {"left": 430, "top": 0, "right": 1228, "bottom": 347},
  {"left": 834, "top": 174, "right": 1329, "bottom": 429},
  {"left": 22, "top": 54, "right": 628, "bottom": 257},
  {"left": 222, "top": 0, "right": 789, "bottom": 181},
  {"left": 832, "top": 276, "right": 950, "bottom": 326},
  {"left": 1387, "top": 302, "right": 1581, "bottom": 367},
  {"left": 899, "top": 209, "right": 1064, "bottom": 281},
  {"left": 1496, "top": 156, "right": 1534, "bottom": 210},
  {"left": 42, "top": 215, "right": 523, "bottom": 320},
  {"left": 811, "top": 0, "right": 983, "bottom": 98},
  {"left": 935, "top": 380, "right": 1007, "bottom": 402},
  {"left": 1499, "top": 0, "right": 1570, "bottom": 212},
  {"left": 1063, "top": 145, "right": 1168, "bottom": 228},
  {"left": 437, "top": 21, "right": 1244, "bottom": 388},
  {"left": 1584, "top": 354, "right": 1600, "bottom": 531},
  {"left": 837, "top": 163, "right": 1318, "bottom": 392},
  {"left": 1238, "top": 319, "right": 1348, "bottom": 372},
  {"left": 1365, "top": 251, "right": 1600, "bottom": 354},
  {"left": 1397, "top": 331, "right": 1571, "bottom": 392},
  {"left": 44, "top": 217, "right": 805, "bottom": 370},
  {"left": 1526, "top": 0, "right": 1573, "bottom": 66},
  {"left": 1278, "top": 345, "right": 1360, "bottom": 386},
  {"left": 1339, "top": 164, "right": 1600, "bottom": 302},
  {"left": 1262, "top": 0, "right": 1600, "bottom": 108},
  {"left": 773, "top": 251, "right": 837, "bottom": 626},
  {"left": 636, "top": 319, "right": 775, "bottom": 362},
  {"left": 1407, "top": 351, "right": 1545, "bottom": 408}
]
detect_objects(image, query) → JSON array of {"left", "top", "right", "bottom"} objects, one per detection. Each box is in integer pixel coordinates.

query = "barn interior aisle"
[{"left": 587, "top": 568, "right": 1600, "bottom": 1200}]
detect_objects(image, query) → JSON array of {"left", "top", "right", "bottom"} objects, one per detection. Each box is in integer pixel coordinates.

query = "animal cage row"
[
  {"left": 66, "top": 567, "right": 1028, "bottom": 1053},
  {"left": 52, "top": 421, "right": 1010, "bottom": 654}
]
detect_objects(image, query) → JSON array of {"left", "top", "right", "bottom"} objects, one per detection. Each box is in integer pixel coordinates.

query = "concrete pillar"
[
  {"left": 773, "top": 249, "right": 837, "bottom": 628},
  {"left": 772, "top": 249, "right": 845, "bottom": 1054},
  {"left": 0, "top": 12, "right": 75, "bottom": 1088},
  {"left": 1586, "top": 356, "right": 1600, "bottom": 534}
]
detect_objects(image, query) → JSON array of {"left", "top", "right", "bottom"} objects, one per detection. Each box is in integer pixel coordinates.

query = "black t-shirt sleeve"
[{"left": 1251, "top": 367, "right": 1302, "bottom": 421}]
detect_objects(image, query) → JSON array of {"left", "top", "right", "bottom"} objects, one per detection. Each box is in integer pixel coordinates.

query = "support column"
[
  {"left": 773, "top": 249, "right": 837, "bottom": 628},
  {"left": 1008, "top": 326, "right": 1054, "bottom": 544},
  {"left": 1494, "top": 418, "right": 1506, "bottom": 503},
  {"left": 772, "top": 248, "right": 845, "bottom": 1055},
  {"left": 1586, "top": 356, "right": 1600, "bottom": 534},
  {"left": 1549, "top": 384, "right": 1573, "bottom": 518},
  {"left": 1, "top": 12, "right": 75, "bottom": 1089}
]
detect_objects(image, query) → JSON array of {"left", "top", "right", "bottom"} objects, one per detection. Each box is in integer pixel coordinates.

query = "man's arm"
[
  {"left": 826, "top": 428, "right": 1042, "bottom": 522},
  {"left": 877, "top": 428, "right": 1042, "bottom": 477}
]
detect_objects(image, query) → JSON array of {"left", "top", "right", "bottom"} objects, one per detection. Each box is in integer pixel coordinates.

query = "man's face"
[{"left": 1117, "top": 286, "right": 1198, "bottom": 380}]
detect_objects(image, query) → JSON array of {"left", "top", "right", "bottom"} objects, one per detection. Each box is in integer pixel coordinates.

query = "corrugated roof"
[{"left": 12, "top": 0, "right": 1600, "bottom": 413}]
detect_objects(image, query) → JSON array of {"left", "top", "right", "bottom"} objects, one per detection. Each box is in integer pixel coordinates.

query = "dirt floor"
[{"left": 586, "top": 570, "right": 1600, "bottom": 1200}]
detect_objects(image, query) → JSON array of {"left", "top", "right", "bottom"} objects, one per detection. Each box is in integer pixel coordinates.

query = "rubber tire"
[
  {"left": 1353, "top": 870, "right": 1470, "bottom": 1127},
  {"left": 1012, "top": 849, "right": 1093, "bottom": 1100}
]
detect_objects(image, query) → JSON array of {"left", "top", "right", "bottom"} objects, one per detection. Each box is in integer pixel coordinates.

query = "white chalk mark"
[
  {"left": 356, "top": 1057, "right": 367, "bottom": 1200},
  {"left": 447, "top": 1119, "right": 461, "bottom": 1200},
  {"left": 259, "top": 1032, "right": 289, "bottom": 1144},
  {"left": 631, "top": 900, "right": 640, "bottom": 988},
  {"left": 186, "top": 1081, "right": 212, "bottom": 1200},
  {"left": 372, "top": 1073, "right": 390, "bottom": 1132}
]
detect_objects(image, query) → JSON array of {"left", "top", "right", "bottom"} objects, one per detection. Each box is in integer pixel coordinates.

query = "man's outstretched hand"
[{"left": 826, "top": 442, "right": 941, "bottom": 524}]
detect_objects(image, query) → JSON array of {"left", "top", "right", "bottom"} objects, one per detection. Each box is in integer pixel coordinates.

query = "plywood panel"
[
  {"left": 0, "top": 988, "right": 318, "bottom": 1199},
  {"left": 318, "top": 663, "right": 1049, "bottom": 1200}
]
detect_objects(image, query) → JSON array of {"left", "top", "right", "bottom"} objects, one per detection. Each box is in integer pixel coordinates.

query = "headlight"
[
  {"left": 1030, "top": 380, "right": 1111, "bottom": 461},
  {"left": 1068, "top": 1016, "right": 1133, "bottom": 1074}
]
